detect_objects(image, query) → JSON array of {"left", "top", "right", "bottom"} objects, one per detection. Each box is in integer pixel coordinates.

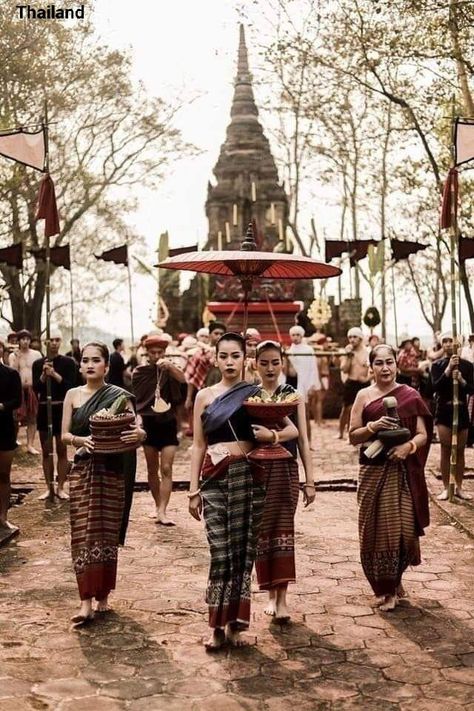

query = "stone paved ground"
[{"left": 1, "top": 423, "right": 473, "bottom": 710}]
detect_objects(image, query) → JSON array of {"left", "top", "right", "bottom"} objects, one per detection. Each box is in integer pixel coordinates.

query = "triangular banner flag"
[
  {"left": 31, "top": 244, "right": 70, "bottom": 270},
  {"left": 36, "top": 174, "right": 60, "bottom": 237},
  {"left": 459, "top": 235, "right": 474, "bottom": 262},
  {"left": 0, "top": 243, "right": 23, "bottom": 269},
  {"left": 95, "top": 245, "right": 128, "bottom": 266},
  {"left": 325, "top": 240, "right": 348, "bottom": 262},
  {"left": 390, "top": 239, "right": 427, "bottom": 262},
  {"left": 0, "top": 127, "right": 46, "bottom": 172}
]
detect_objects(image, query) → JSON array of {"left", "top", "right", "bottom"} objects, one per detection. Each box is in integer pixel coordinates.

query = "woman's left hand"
[
  {"left": 387, "top": 442, "right": 412, "bottom": 461},
  {"left": 121, "top": 423, "right": 146, "bottom": 444},
  {"left": 303, "top": 483, "right": 316, "bottom": 507},
  {"left": 251, "top": 424, "right": 273, "bottom": 442}
]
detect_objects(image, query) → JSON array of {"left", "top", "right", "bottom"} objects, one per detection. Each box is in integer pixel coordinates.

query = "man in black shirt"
[
  {"left": 430, "top": 334, "right": 474, "bottom": 501},
  {"left": 32, "top": 331, "right": 77, "bottom": 500},
  {"left": 0, "top": 341, "right": 22, "bottom": 534},
  {"left": 107, "top": 338, "right": 127, "bottom": 387}
]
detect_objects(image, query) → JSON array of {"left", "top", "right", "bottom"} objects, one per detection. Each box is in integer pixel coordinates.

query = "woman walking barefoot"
[
  {"left": 349, "top": 345, "right": 432, "bottom": 611},
  {"left": 254, "top": 340, "right": 315, "bottom": 622},
  {"left": 62, "top": 342, "right": 145, "bottom": 625},
  {"left": 188, "top": 332, "right": 270, "bottom": 651}
]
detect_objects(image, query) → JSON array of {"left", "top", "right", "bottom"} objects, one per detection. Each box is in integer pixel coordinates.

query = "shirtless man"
[
  {"left": 339, "top": 327, "right": 370, "bottom": 439},
  {"left": 9, "top": 330, "right": 42, "bottom": 454}
]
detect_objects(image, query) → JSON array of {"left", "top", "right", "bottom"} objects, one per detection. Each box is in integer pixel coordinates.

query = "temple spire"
[{"left": 230, "top": 24, "right": 259, "bottom": 124}]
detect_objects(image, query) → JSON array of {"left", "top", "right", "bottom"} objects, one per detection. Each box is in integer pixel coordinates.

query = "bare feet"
[
  {"left": 374, "top": 595, "right": 386, "bottom": 607},
  {"left": 204, "top": 628, "right": 226, "bottom": 652},
  {"left": 38, "top": 489, "right": 55, "bottom": 501},
  {"left": 274, "top": 598, "right": 291, "bottom": 623},
  {"left": 71, "top": 600, "right": 94, "bottom": 625},
  {"left": 225, "top": 626, "right": 249, "bottom": 647},
  {"left": 0, "top": 520, "right": 19, "bottom": 534},
  {"left": 379, "top": 595, "right": 397, "bottom": 612},
  {"left": 27, "top": 446, "right": 40, "bottom": 455},
  {"left": 455, "top": 488, "right": 472, "bottom": 500},
  {"left": 156, "top": 515, "right": 176, "bottom": 526},
  {"left": 396, "top": 583, "right": 408, "bottom": 598},
  {"left": 96, "top": 598, "right": 111, "bottom": 613},
  {"left": 56, "top": 487, "right": 69, "bottom": 501},
  {"left": 437, "top": 488, "right": 449, "bottom": 501},
  {"left": 264, "top": 599, "right": 276, "bottom": 617}
]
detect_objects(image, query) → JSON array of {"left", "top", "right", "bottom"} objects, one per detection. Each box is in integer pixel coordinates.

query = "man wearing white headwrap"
[
  {"left": 338, "top": 327, "right": 370, "bottom": 439},
  {"left": 32, "top": 329, "right": 77, "bottom": 500},
  {"left": 287, "top": 325, "right": 321, "bottom": 441}
]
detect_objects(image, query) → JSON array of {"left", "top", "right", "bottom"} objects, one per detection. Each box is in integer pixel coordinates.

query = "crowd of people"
[{"left": 0, "top": 321, "right": 472, "bottom": 645}]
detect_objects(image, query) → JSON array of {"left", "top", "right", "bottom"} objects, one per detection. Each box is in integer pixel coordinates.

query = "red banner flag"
[
  {"left": 325, "top": 240, "right": 348, "bottom": 262},
  {"left": 459, "top": 235, "right": 474, "bottom": 262},
  {"left": 31, "top": 244, "right": 70, "bottom": 270},
  {"left": 390, "top": 239, "right": 427, "bottom": 262},
  {"left": 0, "top": 243, "right": 23, "bottom": 269},
  {"left": 36, "top": 174, "right": 60, "bottom": 237},
  {"left": 440, "top": 168, "right": 458, "bottom": 230},
  {"left": 349, "top": 240, "right": 379, "bottom": 267},
  {"left": 0, "top": 127, "right": 46, "bottom": 171},
  {"left": 95, "top": 245, "right": 128, "bottom": 266}
]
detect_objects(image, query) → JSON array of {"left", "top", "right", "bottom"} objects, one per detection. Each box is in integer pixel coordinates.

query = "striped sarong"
[
  {"left": 256, "top": 459, "right": 299, "bottom": 590},
  {"left": 69, "top": 452, "right": 125, "bottom": 601},
  {"left": 200, "top": 454, "right": 266, "bottom": 629},
  {"left": 358, "top": 460, "right": 420, "bottom": 597}
]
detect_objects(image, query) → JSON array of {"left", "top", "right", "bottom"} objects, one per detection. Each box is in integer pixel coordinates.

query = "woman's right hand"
[
  {"left": 81, "top": 435, "right": 94, "bottom": 452},
  {"left": 188, "top": 494, "right": 202, "bottom": 521},
  {"left": 371, "top": 416, "right": 399, "bottom": 432}
]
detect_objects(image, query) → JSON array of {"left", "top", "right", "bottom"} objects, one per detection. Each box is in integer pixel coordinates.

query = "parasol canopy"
[
  {"left": 157, "top": 247, "right": 341, "bottom": 280},
  {"left": 157, "top": 223, "right": 341, "bottom": 372}
]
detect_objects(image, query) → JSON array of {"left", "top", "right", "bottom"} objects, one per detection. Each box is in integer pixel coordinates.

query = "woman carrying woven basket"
[
  {"left": 254, "top": 340, "right": 314, "bottom": 623},
  {"left": 349, "top": 344, "right": 432, "bottom": 611},
  {"left": 62, "top": 342, "right": 145, "bottom": 625}
]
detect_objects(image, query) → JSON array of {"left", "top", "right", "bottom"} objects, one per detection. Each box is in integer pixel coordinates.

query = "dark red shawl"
[{"left": 362, "top": 384, "right": 433, "bottom": 535}]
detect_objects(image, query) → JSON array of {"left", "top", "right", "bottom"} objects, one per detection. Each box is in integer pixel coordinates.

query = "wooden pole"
[
  {"left": 43, "top": 103, "right": 54, "bottom": 500},
  {"left": 391, "top": 263, "right": 399, "bottom": 347},
  {"left": 127, "top": 259, "right": 135, "bottom": 346},
  {"left": 69, "top": 266, "right": 74, "bottom": 341}
]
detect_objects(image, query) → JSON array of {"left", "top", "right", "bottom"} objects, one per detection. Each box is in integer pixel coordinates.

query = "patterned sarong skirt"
[{"left": 200, "top": 455, "right": 266, "bottom": 629}]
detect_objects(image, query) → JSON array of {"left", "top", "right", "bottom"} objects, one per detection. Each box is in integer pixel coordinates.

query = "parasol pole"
[
  {"left": 43, "top": 101, "right": 54, "bottom": 500},
  {"left": 448, "top": 115, "right": 460, "bottom": 504}
]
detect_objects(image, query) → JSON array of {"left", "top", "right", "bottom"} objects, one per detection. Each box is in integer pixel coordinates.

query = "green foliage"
[{"left": 0, "top": 0, "right": 192, "bottom": 332}]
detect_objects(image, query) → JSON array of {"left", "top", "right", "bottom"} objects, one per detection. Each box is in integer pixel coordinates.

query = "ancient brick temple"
[{"left": 204, "top": 25, "right": 313, "bottom": 341}]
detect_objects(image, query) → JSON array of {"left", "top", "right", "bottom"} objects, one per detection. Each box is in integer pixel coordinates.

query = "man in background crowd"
[
  {"left": 9, "top": 329, "right": 42, "bottom": 455},
  {"left": 32, "top": 330, "right": 76, "bottom": 500},
  {"left": 338, "top": 327, "right": 370, "bottom": 440}
]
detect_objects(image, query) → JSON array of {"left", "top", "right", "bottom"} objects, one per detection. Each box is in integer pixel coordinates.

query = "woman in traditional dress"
[
  {"left": 62, "top": 342, "right": 145, "bottom": 625},
  {"left": 188, "top": 333, "right": 291, "bottom": 650},
  {"left": 349, "top": 344, "right": 432, "bottom": 611},
  {"left": 254, "top": 340, "right": 315, "bottom": 622}
]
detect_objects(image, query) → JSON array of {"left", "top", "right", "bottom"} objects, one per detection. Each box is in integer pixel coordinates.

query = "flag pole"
[
  {"left": 69, "top": 265, "right": 75, "bottom": 341},
  {"left": 391, "top": 262, "right": 399, "bottom": 347},
  {"left": 43, "top": 101, "right": 55, "bottom": 501},
  {"left": 127, "top": 255, "right": 135, "bottom": 346},
  {"left": 448, "top": 117, "right": 460, "bottom": 504}
]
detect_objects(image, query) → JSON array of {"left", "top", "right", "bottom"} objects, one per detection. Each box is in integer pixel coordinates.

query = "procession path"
[{"left": 0, "top": 423, "right": 473, "bottom": 710}]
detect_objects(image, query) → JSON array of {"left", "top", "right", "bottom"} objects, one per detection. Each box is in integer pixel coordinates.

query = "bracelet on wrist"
[
  {"left": 187, "top": 489, "right": 201, "bottom": 499},
  {"left": 408, "top": 440, "right": 417, "bottom": 454},
  {"left": 367, "top": 422, "right": 376, "bottom": 434}
]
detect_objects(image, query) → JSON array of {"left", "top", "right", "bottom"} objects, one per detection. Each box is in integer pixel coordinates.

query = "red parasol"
[{"left": 157, "top": 223, "right": 341, "bottom": 337}]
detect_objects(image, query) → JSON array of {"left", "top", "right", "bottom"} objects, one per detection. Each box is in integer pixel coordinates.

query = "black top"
[
  {"left": 430, "top": 357, "right": 474, "bottom": 405},
  {"left": 0, "top": 363, "right": 22, "bottom": 413},
  {"left": 32, "top": 355, "right": 77, "bottom": 403},
  {"left": 207, "top": 405, "right": 254, "bottom": 445},
  {"left": 107, "top": 351, "right": 127, "bottom": 387}
]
